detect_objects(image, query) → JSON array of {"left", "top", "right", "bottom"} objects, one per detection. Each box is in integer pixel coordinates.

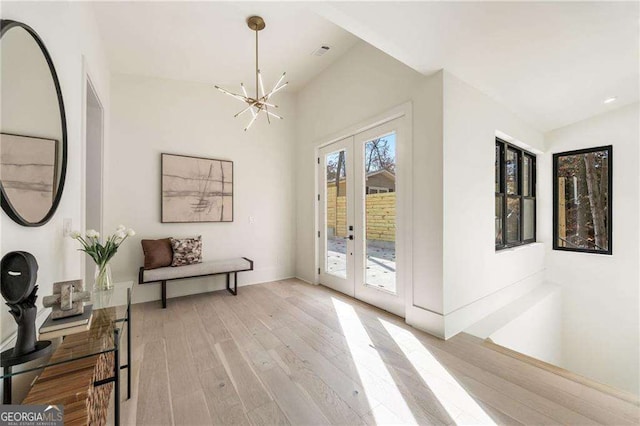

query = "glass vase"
[{"left": 94, "top": 263, "right": 113, "bottom": 291}]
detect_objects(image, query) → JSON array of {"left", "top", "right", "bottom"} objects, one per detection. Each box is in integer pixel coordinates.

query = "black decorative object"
[
  {"left": 1, "top": 252, "right": 52, "bottom": 390},
  {"left": 0, "top": 19, "right": 68, "bottom": 227}
]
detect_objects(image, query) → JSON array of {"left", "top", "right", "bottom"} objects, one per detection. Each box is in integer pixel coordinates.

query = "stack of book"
[{"left": 39, "top": 305, "right": 94, "bottom": 339}]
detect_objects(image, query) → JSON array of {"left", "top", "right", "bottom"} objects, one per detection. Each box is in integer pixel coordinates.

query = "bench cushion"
[{"left": 141, "top": 257, "right": 251, "bottom": 283}]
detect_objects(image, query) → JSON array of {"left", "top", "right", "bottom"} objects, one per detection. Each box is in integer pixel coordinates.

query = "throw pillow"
[
  {"left": 141, "top": 238, "right": 173, "bottom": 270},
  {"left": 170, "top": 236, "right": 202, "bottom": 267}
]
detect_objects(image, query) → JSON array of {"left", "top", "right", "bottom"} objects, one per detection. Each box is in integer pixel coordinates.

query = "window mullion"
[
  {"left": 519, "top": 149, "right": 524, "bottom": 243},
  {"left": 502, "top": 142, "right": 507, "bottom": 247}
]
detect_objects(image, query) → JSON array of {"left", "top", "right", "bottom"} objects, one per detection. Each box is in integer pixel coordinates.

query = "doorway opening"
[{"left": 85, "top": 79, "right": 104, "bottom": 285}]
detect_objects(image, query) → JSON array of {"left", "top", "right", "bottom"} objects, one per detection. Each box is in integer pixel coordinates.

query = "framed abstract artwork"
[{"left": 161, "top": 153, "right": 233, "bottom": 223}]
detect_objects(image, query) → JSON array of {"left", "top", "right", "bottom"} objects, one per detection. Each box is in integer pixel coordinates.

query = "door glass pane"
[
  {"left": 495, "top": 143, "right": 501, "bottom": 192},
  {"left": 506, "top": 196, "right": 520, "bottom": 243},
  {"left": 523, "top": 198, "right": 534, "bottom": 240},
  {"left": 495, "top": 195, "right": 503, "bottom": 245},
  {"left": 506, "top": 149, "right": 518, "bottom": 195},
  {"left": 325, "top": 150, "right": 347, "bottom": 278},
  {"left": 523, "top": 155, "right": 531, "bottom": 196},
  {"left": 364, "top": 133, "right": 396, "bottom": 293}
]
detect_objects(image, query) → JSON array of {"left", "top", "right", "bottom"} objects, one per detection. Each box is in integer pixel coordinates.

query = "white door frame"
[
  {"left": 80, "top": 58, "right": 105, "bottom": 284},
  {"left": 314, "top": 102, "right": 413, "bottom": 317}
]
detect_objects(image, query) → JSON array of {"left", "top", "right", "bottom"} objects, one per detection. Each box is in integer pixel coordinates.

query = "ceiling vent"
[{"left": 312, "top": 45, "right": 331, "bottom": 57}]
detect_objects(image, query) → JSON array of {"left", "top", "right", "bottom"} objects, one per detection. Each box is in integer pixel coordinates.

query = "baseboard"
[
  {"left": 294, "top": 276, "right": 316, "bottom": 285},
  {"left": 405, "top": 304, "right": 445, "bottom": 339}
]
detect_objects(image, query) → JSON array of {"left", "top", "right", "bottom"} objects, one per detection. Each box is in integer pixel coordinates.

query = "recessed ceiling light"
[{"left": 604, "top": 97, "right": 617, "bottom": 104}]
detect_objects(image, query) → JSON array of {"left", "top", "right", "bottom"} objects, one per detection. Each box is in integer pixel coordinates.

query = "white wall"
[
  {"left": 467, "top": 284, "right": 563, "bottom": 367},
  {"left": 295, "top": 42, "right": 550, "bottom": 339},
  {"left": 0, "top": 1, "right": 110, "bottom": 402},
  {"left": 540, "top": 103, "right": 640, "bottom": 395},
  {"left": 441, "top": 72, "right": 546, "bottom": 337},
  {"left": 491, "top": 288, "right": 562, "bottom": 366},
  {"left": 294, "top": 41, "right": 444, "bottom": 332},
  {"left": 106, "top": 73, "right": 296, "bottom": 303}
]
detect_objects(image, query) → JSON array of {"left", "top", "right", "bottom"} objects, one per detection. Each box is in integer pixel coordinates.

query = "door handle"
[{"left": 348, "top": 235, "right": 354, "bottom": 240}]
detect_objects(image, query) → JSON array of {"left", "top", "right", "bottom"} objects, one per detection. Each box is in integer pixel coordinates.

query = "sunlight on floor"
[
  {"left": 379, "top": 319, "right": 497, "bottom": 425},
  {"left": 331, "top": 298, "right": 418, "bottom": 424}
]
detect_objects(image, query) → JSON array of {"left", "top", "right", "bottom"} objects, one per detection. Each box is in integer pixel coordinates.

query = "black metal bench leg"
[
  {"left": 226, "top": 273, "right": 237, "bottom": 296},
  {"left": 126, "top": 289, "right": 131, "bottom": 400},
  {"left": 161, "top": 280, "right": 167, "bottom": 308}
]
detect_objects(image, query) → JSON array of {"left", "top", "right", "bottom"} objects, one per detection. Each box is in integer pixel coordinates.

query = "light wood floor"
[{"left": 116, "top": 279, "right": 639, "bottom": 425}]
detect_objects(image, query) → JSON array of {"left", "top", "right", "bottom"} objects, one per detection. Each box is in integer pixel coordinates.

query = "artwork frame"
[
  {"left": 552, "top": 145, "right": 612, "bottom": 255},
  {"left": 161, "top": 153, "right": 234, "bottom": 223}
]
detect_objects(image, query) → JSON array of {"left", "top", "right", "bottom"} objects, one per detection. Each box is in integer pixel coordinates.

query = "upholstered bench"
[{"left": 138, "top": 257, "right": 253, "bottom": 308}]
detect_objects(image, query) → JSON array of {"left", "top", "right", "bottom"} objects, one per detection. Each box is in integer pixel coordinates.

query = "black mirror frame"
[{"left": 0, "top": 19, "right": 68, "bottom": 227}]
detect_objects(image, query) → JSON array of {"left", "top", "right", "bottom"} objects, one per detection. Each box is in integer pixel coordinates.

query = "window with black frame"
[
  {"left": 495, "top": 138, "right": 536, "bottom": 250},
  {"left": 553, "top": 145, "right": 612, "bottom": 255}
]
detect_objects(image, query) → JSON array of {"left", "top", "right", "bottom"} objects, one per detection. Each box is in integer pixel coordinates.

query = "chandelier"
[{"left": 215, "top": 16, "right": 288, "bottom": 131}]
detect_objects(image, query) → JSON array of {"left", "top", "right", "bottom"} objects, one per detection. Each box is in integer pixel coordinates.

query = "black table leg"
[
  {"left": 126, "top": 291, "right": 131, "bottom": 400},
  {"left": 3, "top": 367, "right": 11, "bottom": 404},
  {"left": 114, "top": 328, "right": 120, "bottom": 426}
]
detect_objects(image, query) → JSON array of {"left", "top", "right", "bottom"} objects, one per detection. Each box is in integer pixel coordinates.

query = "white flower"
[
  {"left": 115, "top": 230, "right": 126, "bottom": 239},
  {"left": 126, "top": 229, "right": 136, "bottom": 237},
  {"left": 116, "top": 225, "right": 126, "bottom": 232},
  {"left": 86, "top": 229, "right": 99, "bottom": 239},
  {"left": 70, "top": 231, "right": 81, "bottom": 239}
]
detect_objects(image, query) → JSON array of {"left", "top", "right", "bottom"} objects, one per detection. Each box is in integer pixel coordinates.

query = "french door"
[{"left": 318, "top": 119, "right": 405, "bottom": 316}]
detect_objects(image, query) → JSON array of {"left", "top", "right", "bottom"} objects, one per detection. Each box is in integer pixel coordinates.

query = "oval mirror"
[{"left": 0, "top": 20, "right": 67, "bottom": 227}]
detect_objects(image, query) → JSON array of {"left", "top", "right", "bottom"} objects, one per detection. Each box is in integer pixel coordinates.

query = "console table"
[{"left": 1, "top": 281, "right": 133, "bottom": 426}]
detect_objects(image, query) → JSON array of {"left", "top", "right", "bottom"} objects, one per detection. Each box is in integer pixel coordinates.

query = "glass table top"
[{"left": 1, "top": 281, "right": 133, "bottom": 379}]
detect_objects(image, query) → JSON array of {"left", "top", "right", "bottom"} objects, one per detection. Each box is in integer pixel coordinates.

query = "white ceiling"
[
  {"left": 313, "top": 1, "right": 639, "bottom": 131},
  {"left": 92, "top": 1, "right": 639, "bottom": 132},
  {"left": 91, "top": 1, "right": 360, "bottom": 91}
]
